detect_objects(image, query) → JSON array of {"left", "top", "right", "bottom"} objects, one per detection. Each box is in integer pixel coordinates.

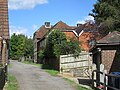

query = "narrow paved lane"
[{"left": 9, "top": 60, "right": 75, "bottom": 90}]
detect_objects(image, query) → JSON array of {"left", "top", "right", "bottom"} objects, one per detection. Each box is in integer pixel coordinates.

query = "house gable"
[
  {"left": 63, "top": 30, "right": 78, "bottom": 40},
  {"left": 52, "top": 21, "right": 73, "bottom": 30}
]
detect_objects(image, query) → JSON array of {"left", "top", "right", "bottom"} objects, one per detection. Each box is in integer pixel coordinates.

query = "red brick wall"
[
  {"left": 0, "top": 0, "right": 9, "bottom": 39},
  {"left": 63, "top": 31, "right": 77, "bottom": 40},
  {"left": 78, "top": 32, "right": 93, "bottom": 51},
  {"left": 101, "top": 50, "right": 116, "bottom": 73},
  {"left": 101, "top": 50, "right": 120, "bottom": 73}
]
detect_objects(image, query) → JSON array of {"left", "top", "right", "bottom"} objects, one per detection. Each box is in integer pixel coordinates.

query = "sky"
[{"left": 8, "top": 0, "right": 97, "bottom": 37}]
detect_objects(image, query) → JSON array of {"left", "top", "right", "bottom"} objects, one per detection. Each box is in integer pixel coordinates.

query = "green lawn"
[{"left": 7, "top": 74, "right": 18, "bottom": 90}]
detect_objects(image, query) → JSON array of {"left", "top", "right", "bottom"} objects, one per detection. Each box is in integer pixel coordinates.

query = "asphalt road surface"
[{"left": 9, "top": 60, "right": 75, "bottom": 90}]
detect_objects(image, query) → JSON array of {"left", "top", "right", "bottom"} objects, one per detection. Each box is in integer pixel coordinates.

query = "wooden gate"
[{"left": 60, "top": 52, "right": 92, "bottom": 77}]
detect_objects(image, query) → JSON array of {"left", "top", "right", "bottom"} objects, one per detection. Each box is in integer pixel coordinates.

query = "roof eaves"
[
  {"left": 96, "top": 42, "right": 120, "bottom": 46},
  {"left": 78, "top": 30, "right": 84, "bottom": 36},
  {"left": 63, "top": 30, "right": 79, "bottom": 37}
]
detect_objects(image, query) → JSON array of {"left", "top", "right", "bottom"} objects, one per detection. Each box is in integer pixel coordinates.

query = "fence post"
[
  {"left": 104, "top": 75, "right": 106, "bottom": 90},
  {"left": 92, "top": 70, "right": 94, "bottom": 88}
]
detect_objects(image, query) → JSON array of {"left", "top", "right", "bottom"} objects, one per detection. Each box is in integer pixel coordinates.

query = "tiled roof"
[
  {"left": 36, "top": 25, "right": 48, "bottom": 39},
  {"left": 75, "top": 25, "right": 84, "bottom": 35},
  {"left": 34, "top": 21, "right": 75, "bottom": 40},
  {"left": 52, "top": 21, "right": 73, "bottom": 30},
  {"left": 75, "top": 22, "right": 96, "bottom": 35},
  {"left": 34, "top": 21, "right": 107, "bottom": 43},
  {"left": 97, "top": 31, "right": 120, "bottom": 44}
]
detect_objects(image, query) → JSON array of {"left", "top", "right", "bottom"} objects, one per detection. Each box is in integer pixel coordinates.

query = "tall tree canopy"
[
  {"left": 10, "top": 33, "right": 34, "bottom": 60},
  {"left": 44, "top": 29, "right": 81, "bottom": 58},
  {"left": 45, "top": 29, "right": 67, "bottom": 57},
  {"left": 90, "top": 0, "right": 120, "bottom": 31}
]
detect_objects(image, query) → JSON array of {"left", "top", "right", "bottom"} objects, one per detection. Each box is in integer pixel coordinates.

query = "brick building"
[
  {"left": 76, "top": 22, "right": 102, "bottom": 51},
  {"left": 0, "top": 0, "right": 9, "bottom": 89},
  {"left": 33, "top": 21, "right": 77, "bottom": 63},
  {"left": 91, "top": 31, "right": 120, "bottom": 73},
  {"left": 0, "top": 0, "right": 9, "bottom": 39},
  {"left": 0, "top": 0, "right": 9, "bottom": 65},
  {"left": 33, "top": 21, "right": 104, "bottom": 63}
]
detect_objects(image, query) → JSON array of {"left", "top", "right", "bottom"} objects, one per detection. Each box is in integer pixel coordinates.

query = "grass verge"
[
  {"left": 41, "top": 64, "right": 59, "bottom": 76},
  {"left": 7, "top": 74, "right": 18, "bottom": 90},
  {"left": 22, "top": 61, "right": 42, "bottom": 67},
  {"left": 22, "top": 61, "right": 59, "bottom": 76},
  {"left": 44, "top": 69, "right": 59, "bottom": 76},
  {"left": 64, "top": 78, "right": 92, "bottom": 90},
  {"left": 8, "top": 64, "right": 12, "bottom": 68}
]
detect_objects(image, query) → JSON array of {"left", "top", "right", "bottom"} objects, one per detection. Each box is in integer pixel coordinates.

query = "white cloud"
[
  {"left": 77, "top": 16, "right": 94, "bottom": 24},
  {"left": 8, "top": 0, "right": 48, "bottom": 10},
  {"left": 10, "top": 25, "right": 28, "bottom": 36}
]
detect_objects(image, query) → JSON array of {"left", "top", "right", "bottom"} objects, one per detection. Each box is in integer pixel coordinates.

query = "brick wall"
[
  {"left": 63, "top": 31, "right": 77, "bottom": 40},
  {"left": 101, "top": 50, "right": 120, "bottom": 73},
  {"left": 79, "top": 32, "right": 93, "bottom": 51},
  {"left": 0, "top": 1, "right": 9, "bottom": 89},
  {"left": 0, "top": 0, "right": 9, "bottom": 39}
]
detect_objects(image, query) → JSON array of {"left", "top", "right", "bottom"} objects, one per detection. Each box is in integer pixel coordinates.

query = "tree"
[
  {"left": 10, "top": 33, "right": 34, "bottom": 60},
  {"left": 44, "top": 29, "right": 81, "bottom": 58},
  {"left": 45, "top": 29, "right": 67, "bottom": 58},
  {"left": 90, "top": 0, "right": 120, "bottom": 31},
  {"left": 64, "top": 38, "right": 81, "bottom": 57},
  {"left": 17, "top": 34, "right": 27, "bottom": 58},
  {"left": 24, "top": 38, "right": 34, "bottom": 58},
  {"left": 9, "top": 33, "right": 18, "bottom": 59}
]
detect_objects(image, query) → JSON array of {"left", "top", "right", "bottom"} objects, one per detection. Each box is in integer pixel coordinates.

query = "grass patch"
[
  {"left": 7, "top": 74, "right": 18, "bottom": 90},
  {"left": 8, "top": 64, "right": 12, "bottom": 68},
  {"left": 22, "top": 61, "right": 42, "bottom": 67},
  {"left": 44, "top": 69, "right": 59, "bottom": 76},
  {"left": 41, "top": 64, "right": 59, "bottom": 76},
  {"left": 64, "top": 78, "right": 92, "bottom": 90}
]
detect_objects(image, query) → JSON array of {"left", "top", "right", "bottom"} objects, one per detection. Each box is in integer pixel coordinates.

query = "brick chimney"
[
  {"left": 77, "top": 24, "right": 82, "bottom": 27},
  {"left": 45, "top": 22, "right": 51, "bottom": 29}
]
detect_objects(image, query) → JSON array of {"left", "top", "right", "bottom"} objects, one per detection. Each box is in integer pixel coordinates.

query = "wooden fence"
[
  {"left": 60, "top": 52, "right": 92, "bottom": 77},
  {"left": 92, "top": 70, "right": 120, "bottom": 90}
]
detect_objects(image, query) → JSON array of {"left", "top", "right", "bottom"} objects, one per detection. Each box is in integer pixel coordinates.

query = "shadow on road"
[{"left": 77, "top": 78, "right": 92, "bottom": 86}]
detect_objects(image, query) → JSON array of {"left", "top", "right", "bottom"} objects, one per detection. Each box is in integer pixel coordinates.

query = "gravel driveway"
[{"left": 9, "top": 60, "right": 75, "bottom": 90}]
